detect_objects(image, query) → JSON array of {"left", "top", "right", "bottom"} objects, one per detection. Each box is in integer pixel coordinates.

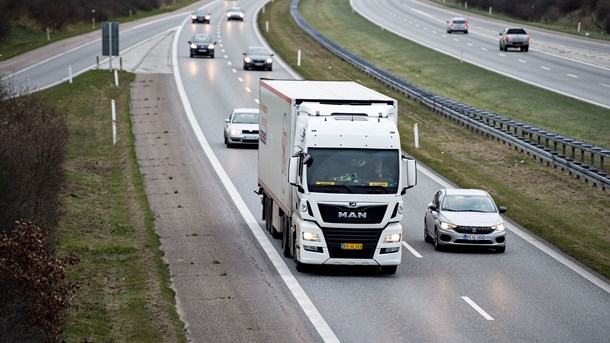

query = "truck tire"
[
  {"left": 265, "top": 197, "right": 273, "bottom": 234},
  {"left": 283, "top": 216, "right": 292, "bottom": 257}
]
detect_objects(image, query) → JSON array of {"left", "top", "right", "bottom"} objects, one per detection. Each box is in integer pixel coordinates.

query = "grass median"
[
  {"left": 258, "top": 0, "right": 610, "bottom": 279},
  {"left": 40, "top": 70, "right": 185, "bottom": 342}
]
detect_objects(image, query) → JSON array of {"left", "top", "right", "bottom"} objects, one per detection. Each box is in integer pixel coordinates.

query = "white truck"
[{"left": 258, "top": 80, "right": 417, "bottom": 274}]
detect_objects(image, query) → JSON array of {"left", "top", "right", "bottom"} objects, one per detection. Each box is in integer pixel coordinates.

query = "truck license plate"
[
  {"left": 341, "top": 243, "right": 363, "bottom": 250},
  {"left": 464, "top": 235, "right": 484, "bottom": 241}
]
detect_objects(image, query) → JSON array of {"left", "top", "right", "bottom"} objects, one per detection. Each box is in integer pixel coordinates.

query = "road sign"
[{"left": 102, "top": 22, "right": 119, "bottom": 56}]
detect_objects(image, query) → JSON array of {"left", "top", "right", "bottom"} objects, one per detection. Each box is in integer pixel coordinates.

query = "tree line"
[
  {"left": 0, "top": 0, "right": 165, "bottom": 40},
  {"left": 452, "top": 0, "right": 610, "bottom": 33}
]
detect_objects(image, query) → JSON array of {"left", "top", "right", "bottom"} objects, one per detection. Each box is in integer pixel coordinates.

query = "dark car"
[
  {"left": 226, "top": 7, "right": 244, "bottom": 21},
  {"left": 191, "top": 9, "right": 211, "bottom": 24},
  {"left": 243, "top": 46, "right": 274, "bottom": 71},
  {"left": 188, "top": 34, "right": 216, "bottom": 58}
]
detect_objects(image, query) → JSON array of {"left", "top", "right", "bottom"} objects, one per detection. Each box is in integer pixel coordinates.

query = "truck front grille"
[
  {"left": 318, "top": 204, "right": 387, "bottom": 224},
  {"left": 322, "top": 228, "right": 382, "bottom": 259}
]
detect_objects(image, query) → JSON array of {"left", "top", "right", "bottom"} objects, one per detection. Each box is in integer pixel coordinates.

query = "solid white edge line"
[
  {"left": 402, "top": 241, "right": 422, "bottom": 258},
  {"left": 462, "top": 297, "right": 494, "bottom": 320},
  {"left": 415, "top": 163, "right": 610, "bottom": 295},
  {"left": 172, "top": 9, "right": 339, "bottom": 343}
]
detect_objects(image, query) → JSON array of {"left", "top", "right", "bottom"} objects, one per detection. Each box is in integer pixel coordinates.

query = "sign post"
[{"left": 102, "top": 22, "right": 119, "bottom": 71}]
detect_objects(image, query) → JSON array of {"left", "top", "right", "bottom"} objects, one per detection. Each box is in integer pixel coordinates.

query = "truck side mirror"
[
  {"left": 401, "top": 158, "right": 417, "bottom": 192},
  {"left": 288, "top": 156, "right": 299, "bottom": 186}
]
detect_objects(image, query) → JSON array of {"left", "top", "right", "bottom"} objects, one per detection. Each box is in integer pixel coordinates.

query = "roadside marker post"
[
  {"left": 114, "top": 69, "right": 119, "bottom": 86},
  {"left": 111, "top": 99, "right": 117, "bottom": 146},
  {"left": 414, "top": 123, "right": 419, "bottom": 148}
]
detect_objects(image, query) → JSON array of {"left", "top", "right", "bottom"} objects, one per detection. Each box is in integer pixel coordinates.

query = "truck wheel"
[
  {"left": 265, "top": 198, "right": 273, "bottom": 234},
  {"left": 381, "top": 265, "right": 397, "bottom": 274},
  {"left": 283, "top": 217, "right": 292, "bottom": 257}
]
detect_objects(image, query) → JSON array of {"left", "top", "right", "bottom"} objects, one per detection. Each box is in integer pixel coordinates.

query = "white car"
[
  {"left": 424, "top": 188, "right": 507, "bottom": 252},
  {"left": 226, "top": 7, "right": 244, "bottom": 21},
  {"left": 224, "top": 108, "right": 259, "bottom": 148},
  {"left": 446, "top": 17, "right": 468, "bottom": 34}
]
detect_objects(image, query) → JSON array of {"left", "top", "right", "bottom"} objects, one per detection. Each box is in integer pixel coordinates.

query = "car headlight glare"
[
  {"left": 190, "top": 44, "right": 197, "bottom": 49},
  {"left": 302, "top": 232, "right": 319, "bottom": 242},
  {"left": 266, "top": 58, "right": 273, "bottom": 64},
  {"left": 191, "top": 15, "right": 197, "bottom": 19},
  {"left": 229, "top": 129, "right": 240, "bottom": 135},
  {"left": 384, "top": 233, "right": 401, "bottom": 243},
  {"left": 440, "top": 222, "right": 457, "bottom": 230},
  {"left": 208, "top": 44, "right": 215, "bottom": 49},
  {"left": 205, "top": 15, "right": 211, "bottom": 20},
  {"left": 244, "top": 57, "right": 251, "bottom": 63},
  {"left": 492, "top": 223, "right": 505, "bottom": 232},
  {"left": 227, "top": 13, "right": 231, "bottom": 17},
  {"left": 239, "top": 13, "right": 244, "bottom": 17}
]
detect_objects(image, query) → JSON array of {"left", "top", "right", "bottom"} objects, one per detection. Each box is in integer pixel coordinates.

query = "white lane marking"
[
  {"left": 254, "top": 98, "right": 259, "bottom": 104},
  {"left": 498, "top": 53, "right": 506, "bottom": 57},
  {"left": 172, "top": 17, "right": 338, "bottom": 343},
  {"left": 453, "top": 38, "right": 459, "bottom": 42},
  {"left": 481, "top": 47, "right": 488, "bottom": 51},
  {"left": 432, "top": 30, "right": 437, "bottom": 34},
  {"left": 567, "top": 73, "right": 579, "bottom": 78},
  {"left": 222, "top": 49, "right": 226, "bottom": 53},
  {"left": 541, "top": 66, "right": 551, "bottom": 70},
  {"left": 600, "top": 83, "right": 610, "bottom": 88},
  {"left": 415, "top": 163, "right": 610, "bottom": 294},
  {"left": 224, "top": 54, "right": 229, "bottom": 59},
  {"left": 402, "top": 241, "right": 422, "bottom": 258},
  {"left": 518, "top": 59, "right": 527, "bottom": 63},
  {"left": 232, "top": 68, "right": 237, "bottom": 73},
  {"left": 462, "top": 297, "right": 494, "bottom": 320},
  {"left": 227, "top": 61, "right": 232, "bottom": 66},
  {"left": 245, "top": 87, "right": 252, "bottom": 93},
  {"left": 238, "top": 77, "right": 243, "bottom": 82},
  {"left": 467, "top": 43, "right": 473, "bottom": 47}
]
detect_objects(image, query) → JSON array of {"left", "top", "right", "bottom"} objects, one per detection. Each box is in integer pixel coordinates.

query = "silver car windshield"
[
  {"left": 441, "top": 195, "right": 497, "bottom": 213},
  {"left": 306, "top": 148, "right": 399, "bottom": 194},
  {"left": 232, "top": 112, "right": 259, "bottom": 124}
]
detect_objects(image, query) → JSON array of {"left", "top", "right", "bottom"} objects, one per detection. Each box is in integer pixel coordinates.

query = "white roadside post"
[
  {"left": 114, "top": 69, "right": 119, "bottom": 86},
  {"left": 266, "top": 21, "right": 269, "bottom": 32},
  {"left": 111, "top": 99, "right": 117, "bottom": 146},
  {"left": 69, "top": 65, "right": 73, "bottom": 84},
  {"left": 414, "top": 123, "right": 419, "bottom": 148},
  {"left": 297, "top": 49, "right": 301, "bottom": 67}
]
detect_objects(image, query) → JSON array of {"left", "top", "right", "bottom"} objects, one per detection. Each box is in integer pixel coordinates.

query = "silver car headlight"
[
  {"left": 491, "top": 223, "right": 505, "bottom": 232},
  {"left": 440, "top": 222, "right": 457, "bottom": 230},
  {"left": 266, "top": 58, "right": 273, "bottom": 64},
  {"left": 239, "top": 13, "right": 244, "bottom": 17},
  {"left": 190, "top": 43, "right": 197, "bottom": 49},
  {"left": 229, "top": 129, "right": 240, "bottom": 135},
  {"left": 244, "top": 57, "right": 251, "bottom": 63}
]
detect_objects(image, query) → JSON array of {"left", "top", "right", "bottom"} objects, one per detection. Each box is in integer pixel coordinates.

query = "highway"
[
  {"left": 2, "top": 0, "right": 609, "bottom": 342},
  {"left": 351, "top": 0, "right": 610, "bottom": 110}
]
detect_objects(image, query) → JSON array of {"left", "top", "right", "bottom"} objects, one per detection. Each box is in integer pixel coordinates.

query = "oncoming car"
[
  {"left": 224, "top": 108, "right": 260, "bottom": 147},
  {"left": 446, "top": 17, "right": 468, "bottom": 34},
  {"left": 226, "top": 7, "right": 244, "bottom": 21},
  {"left": 191, "top": 9, "right": 211, "bottom": 24},
  {"left": 188, "top": 34, "right": 216, "bottom": 58},
  {"left": 424, "top": 189, "right": 507, "bottom": 253},
  {"left": 243, "top": 46, "right": 274, "bottom": 71}
]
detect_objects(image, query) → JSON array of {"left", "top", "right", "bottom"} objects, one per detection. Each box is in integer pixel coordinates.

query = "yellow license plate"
[{"left": 341, "top": 243, "right": 363, "bottom": 250}]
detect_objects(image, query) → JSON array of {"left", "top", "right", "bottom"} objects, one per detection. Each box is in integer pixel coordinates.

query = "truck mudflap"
[{"left": 296, "top": 221, "right": 403, "bottom": 266}]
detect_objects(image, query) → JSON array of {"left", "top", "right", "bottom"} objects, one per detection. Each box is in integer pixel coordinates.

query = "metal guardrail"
[{"left": 289, "top": 0, "right": 609, "bottom": 190}]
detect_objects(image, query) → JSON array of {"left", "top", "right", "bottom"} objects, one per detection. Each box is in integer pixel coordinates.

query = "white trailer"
[{"left": 258, "top": 79, "right": 416, "bottom": 274}]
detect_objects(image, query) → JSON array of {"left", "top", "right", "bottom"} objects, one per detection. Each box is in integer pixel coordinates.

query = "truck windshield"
[{"left": 306, "top": 148, "right": 399, "bottom": 194}]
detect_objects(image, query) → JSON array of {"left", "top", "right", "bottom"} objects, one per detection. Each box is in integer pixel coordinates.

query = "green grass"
[
  {"left": 258, "top": 0, "right": 610, "bottom": 279},
  {"left": 0, "top": 0, "right": 200, "bottom": 61},
  {"left": 41, "top": 70, "right": 185, "bottom": 342}
]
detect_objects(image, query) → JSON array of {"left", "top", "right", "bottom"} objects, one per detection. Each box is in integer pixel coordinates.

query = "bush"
[
  {"left": 0, "top": 79, "right": 67, "bottom": 237},
  {"left": 0, "top": 221, "right": 78, "bottom": 342}
]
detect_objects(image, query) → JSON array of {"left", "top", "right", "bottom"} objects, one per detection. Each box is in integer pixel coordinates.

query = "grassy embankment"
[
  {"left": 40, "top": 70, "right": 185, "bottom": 342},
  {"left": 258, "top": 0, "right": 610, "bottom": 279},
  {"left": 0, "top": 0, "right": 200, "bottom": 61}
]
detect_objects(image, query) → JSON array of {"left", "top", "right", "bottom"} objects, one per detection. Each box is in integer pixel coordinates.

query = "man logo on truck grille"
[
  {"left": 349, "top": 202, "right": 357, "bottom": 207},
  {"left": 338, "top": 212, "right": 367, "bottom": 219}
]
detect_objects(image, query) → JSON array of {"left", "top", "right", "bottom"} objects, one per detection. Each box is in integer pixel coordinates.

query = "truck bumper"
[{"left": 296, "top": 221, "right": 403, "bottom": 266}]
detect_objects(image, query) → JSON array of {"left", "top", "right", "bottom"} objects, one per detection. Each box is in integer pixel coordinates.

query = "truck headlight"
[
  {"left": 491, "top": 223, "right": 505, "bottom": 232},
  {"left": 440, "top": 222, "right": 457, "bottom": 230},
  {"left": 302, "top": 232, "right": 319, "bottom": 242},
  {"left": 384, "top": 233, "right": 401, "bottom": 243}
]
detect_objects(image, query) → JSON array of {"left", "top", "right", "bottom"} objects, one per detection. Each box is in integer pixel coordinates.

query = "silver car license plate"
[{"left": 464, "top": 234, "right": 484, "bottom": 241}]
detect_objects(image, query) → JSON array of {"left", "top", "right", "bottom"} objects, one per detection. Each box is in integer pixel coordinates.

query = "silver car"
[
  {"left": 226, "top": 7, "right": 244, "bottom": 21},
  {"left": 446, "top": 17, "right": 468, "bottom": 34},
  {"left": 424, "top": 189, "right": 507, "bottom": 252},
  {"left": 224, "top": 108, "right": 259, "bottom": 147}
]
